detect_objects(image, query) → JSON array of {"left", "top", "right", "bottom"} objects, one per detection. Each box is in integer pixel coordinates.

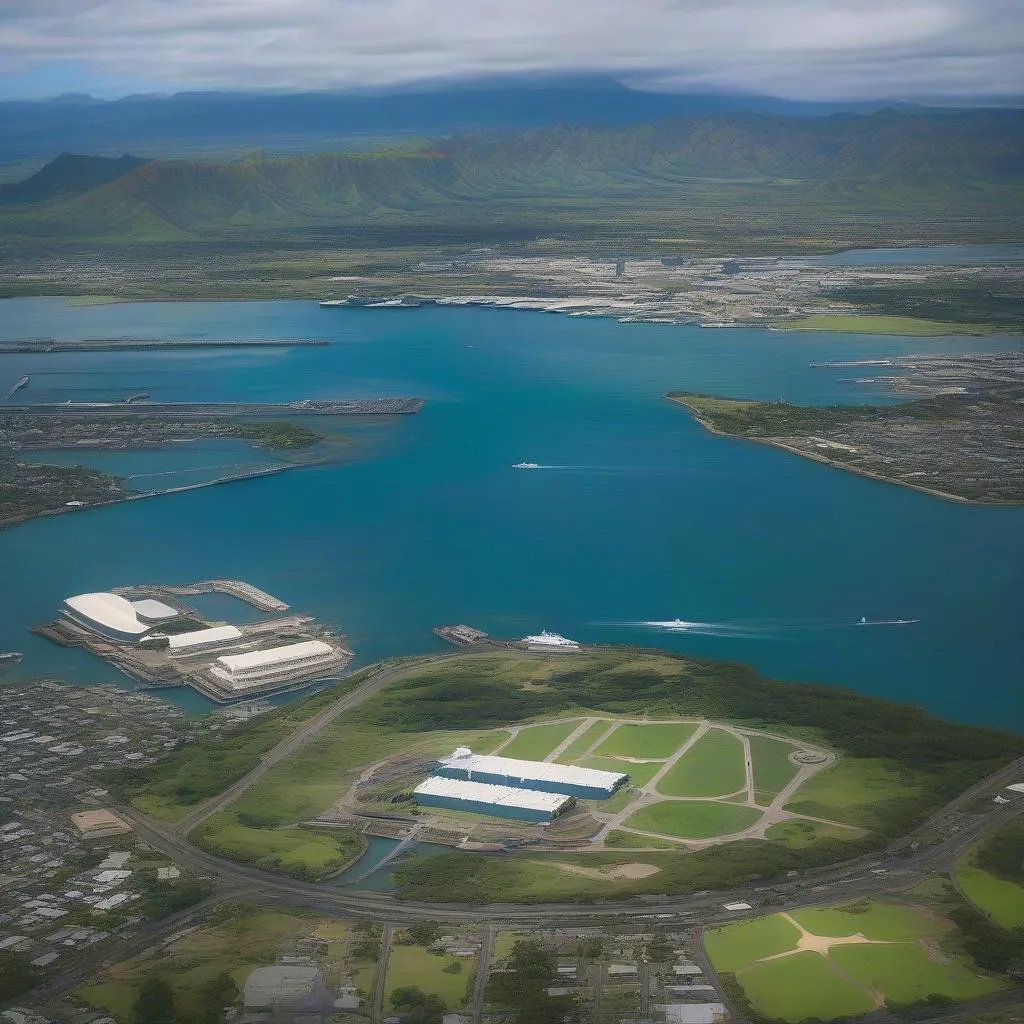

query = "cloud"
[{"left": 0, "top": 0, "right": 1021, "bottom": 100}]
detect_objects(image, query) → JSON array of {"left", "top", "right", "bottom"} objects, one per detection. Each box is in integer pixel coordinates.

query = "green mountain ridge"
[{"left": 1, "top": 111, "right": 1020, "bottom": 245}]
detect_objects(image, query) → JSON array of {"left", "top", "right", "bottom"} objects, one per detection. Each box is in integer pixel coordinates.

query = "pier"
[
  {"left": 433, "top": 624, "right": 489, "bottom": 646},
  {"left": 3, "top": 375, "right": 29, "bottom": 401},
  {"left": 131, "top": 579, "right": 290, "bottom": 612}
]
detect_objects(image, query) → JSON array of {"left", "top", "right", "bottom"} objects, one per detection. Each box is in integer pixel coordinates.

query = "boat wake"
[{"left": 607, "top": 616, "right": 921, "bottom": 640}]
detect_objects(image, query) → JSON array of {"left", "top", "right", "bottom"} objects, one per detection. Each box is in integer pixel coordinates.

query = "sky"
[{"left": 0, "top": 0, "right": 1021, "bottom": 102}]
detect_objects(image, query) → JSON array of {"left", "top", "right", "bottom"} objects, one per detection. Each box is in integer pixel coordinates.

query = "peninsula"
[{"left": 668, "top": 352, "right": 1024, "bottom": 504}]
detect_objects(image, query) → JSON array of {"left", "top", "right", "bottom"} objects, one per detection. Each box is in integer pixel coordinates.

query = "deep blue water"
[
  {"left": 1, "top": 295, "right": 1022, "bottom": 727},
  {"left": 813, "top": 243, "right": 1024, "bottom": 266}
]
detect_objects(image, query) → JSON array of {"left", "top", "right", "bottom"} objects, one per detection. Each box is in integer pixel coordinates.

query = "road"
[
  {"left": 371, "top": 925, "right": 393, "bottom": 1023},
  {"left": 174, "top": 654, "right": 449, "bottom": 836},
  {"left": 472, "top": 925, "right": 494, "bottom": 1023}
]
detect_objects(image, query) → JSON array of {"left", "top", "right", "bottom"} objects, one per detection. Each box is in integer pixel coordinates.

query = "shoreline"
[{"left": 665, "top": 396, "right": 1020, "bottom": 507}]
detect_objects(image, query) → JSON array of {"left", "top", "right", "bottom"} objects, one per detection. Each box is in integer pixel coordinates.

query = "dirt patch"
[
  {"left": 538, "top": 860, "right": 662, "bottom": 881},
  {"left": 918, "top": 938, "right": 951, "bottom": 964}
]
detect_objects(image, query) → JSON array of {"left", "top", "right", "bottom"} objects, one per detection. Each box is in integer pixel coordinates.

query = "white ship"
[
  {"left": 512, "top": 462, "right": 541, "bottom": 469},
  {"left": 520, "top": 630, "right": 580, "bottom": 649}
]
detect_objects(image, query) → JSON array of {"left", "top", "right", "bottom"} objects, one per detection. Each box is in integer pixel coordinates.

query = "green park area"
[
  {"left": 77, "top": 905, "right": 379, "bottom": 1022},
  {"left": 705, "top": 899, "right": 1008, "bottom": 1022},
  {"left": 625, "top": 800, "right": 761, "bottom": 840},
  {"left": 655, "top": 728, "right": 746, "bottom": 796},
  {"left": 596, "top": 722, "right": 698, "bottom": 758},
  {"left": 118, "top": 650, "right": 1021, "bottom": 896},
  {"left": 498, "top": 720, "right": 579, "bottom": 759},
  {"left": 783, "top": 314, "right": 995, "bottom": 336},
  {"left": 386, "top": 945, "right": 473, "bottom": 1011},
  {"left": 748, "top": 734, "right": 801, "bottom": 799}
]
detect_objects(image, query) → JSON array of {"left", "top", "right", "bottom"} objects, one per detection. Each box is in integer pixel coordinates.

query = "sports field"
[
  {"left": 498, "top": 720, "right": 579, "bottom": 760},
  {"left": 705, "top": 900, "right": 1007, "bottom": 1021},
  {"left": 595, "top": 722, "right": 698, "bottom": 758}
]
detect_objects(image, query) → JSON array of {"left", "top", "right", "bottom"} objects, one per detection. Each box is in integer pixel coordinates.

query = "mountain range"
[{"left": 1, "top": 109, "right": 1020, "bottom": 247}]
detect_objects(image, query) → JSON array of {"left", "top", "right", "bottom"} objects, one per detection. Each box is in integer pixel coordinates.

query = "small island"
[{"left": 668, "top": 352, "right": 1024, "bottom": 504}]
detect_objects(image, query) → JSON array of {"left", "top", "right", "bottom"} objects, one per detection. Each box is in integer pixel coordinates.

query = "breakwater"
[
  {"left": 7, "top": 398, "right": 425, "bottom": 416},
  {"left": 0, "top": 338, "right": 329, "bottom": 352}
]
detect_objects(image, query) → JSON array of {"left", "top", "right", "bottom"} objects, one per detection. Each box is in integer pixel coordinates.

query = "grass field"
[
  {"left": 498, "top": 721, "right": 579, "bottom": 760},
  {"left": 704, "top": 915, "right": 801, "bottom": 971},
  {"left": 556, "top": 720, "right": 610, "bottom": 762},
  {"left": 957, "top": 864, "right": 1024, "bottom": 929},
  {"left": 386, "top": 945, "right": 472, "bottom": 1008},
  {"left": 603, "top": 830, "right": 677, "bottom": 849},
  {"left": 765, "top": 819, "right": 862, "bottom": 848},
  {"left": 784, "top": 756, "right": 921, "bottom": 832},
  {"left": 625, "top": 800, "right": 761, "bottom": 839},
  {"left": 595, "top": 722, "right": 698, "bottom": 759},
  {"left": 707, "top": 899, "right": 1007, "bottom": 1022},
  {"left": 832, "top": 943, "right": 1000, "bottom": 1004},
  {"left": 579, "top": 755, "right": 662, "bottom": 787},
  {"left": 739, "top": 951, "right": 877, "bottom": 1020},
  {"left": 748, "top": 735, "right": 800, "bottom": 797},
  {"left": 656, "top": 729, "right": 746, "bottom": 797},
  {"left": 784, "top": 314, "right": 994, "bottom": 336}
]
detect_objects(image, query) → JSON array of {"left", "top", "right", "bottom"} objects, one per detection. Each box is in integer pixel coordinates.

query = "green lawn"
[
  {"left": 499, "top": 720, "right": 581, "bottom": 760},
  {"left": 193, "top": 814, "right": 364, "bottom": 881},
  {"left": 783, "top": 314, "right": 991, "bottom": 336},
  {"left": 595, "top": 722, "right": 698, "bottom": 759},
  {"left": 791, "top": 902, "right": 935, "bottom": 941},
  {"left": 705, "top": 915, "right": 801, "bottom": 972},
  {"left": 766, "top": 819, "right": 862, "bottom": 849},
  {"left": 748, "top": 735, "right": 800, "bottom": 797},
  {"left": 739, "top": 952, "right": 877, "bottom": 1021},
  {"left": 784, "top": 756, "right": 921, "bottom": 832},
  {"left": 604, "top": 830, "right": 677, "bottom": 850},
  {"left": 957, "top": 864, "right": 1024, "bottom": 929},
  {"left": 386, "top": 944, "right": 472, "bottom": 1009},
  {"left": 656, "top": 729, "right": 746, "bottom": 797},
  {"left": 832, "top": 943, "right": 1004, "bottom": 1004},
  {"left": 579, "top": 756, "right": 662, "bottom": 787},
  {"left": 625, "top": 800, "right": 761, "bottom": 839},
  {"left": 556, "top": 720, "right": 612, "bottom": 762}
]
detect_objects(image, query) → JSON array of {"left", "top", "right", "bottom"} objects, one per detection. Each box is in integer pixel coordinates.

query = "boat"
[
  {"left": 859, "top": 616, "right": 868, "bottom": 625},
  {"left": 512, "top": 462, "right": 541, "bottom": 469},
  {"left": 520, "top": 630, "right": 580, "bottom": 649}
]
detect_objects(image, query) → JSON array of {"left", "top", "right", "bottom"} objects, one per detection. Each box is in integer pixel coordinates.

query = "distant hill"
[
  {"left": 0, "top": 153, "right": 148, "bottom": 204},
  {"left": 0, "top": 110, "right": 1020, "bottom": 246},
  {"left": 0, "top": 78, "right": 936, "bottom": 170}
]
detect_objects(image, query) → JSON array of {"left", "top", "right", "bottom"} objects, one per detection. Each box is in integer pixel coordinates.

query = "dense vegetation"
[
  {"left": 0, "top": 951, "right": 39, "bottom": 1002},
  {"left": 0, "top": 455, "right": 126, "bottom": 529},
  {"left": 484, "top": 939, "right": 580, "bottom": 1022},
  {"left": 228, "top": 420, "right": 320, "bottom": 449},
  {"left": 0, "top": 153, "right": 148, "bottom": 204}
]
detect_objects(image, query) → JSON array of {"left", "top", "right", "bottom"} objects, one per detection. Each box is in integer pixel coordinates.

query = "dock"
[
  {"left": 433, "top": 624, "right": 489, "bottom": 646},
  {"left": 136, "top": 579, "right": 290, "bottom": 612}
]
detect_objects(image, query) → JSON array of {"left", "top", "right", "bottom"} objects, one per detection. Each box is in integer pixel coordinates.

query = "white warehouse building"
[
  {"left": 435, "top": 747, "right": 628, "bottom": 799},
  {"left": 413, "top": 776, "right": 575, "bottom": 822},
  {"left": 167, "top": 624, "right": 243, "bottom": 651},
  {"left": 209, "top": 640, "right": 336, "bottom": 691}
]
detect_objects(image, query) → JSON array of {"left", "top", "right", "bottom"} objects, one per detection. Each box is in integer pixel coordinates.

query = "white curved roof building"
[
  {"left": 63, "top": 592, "right": 179, "bottom": 642},
  {"left": 167, "top": 624, "right": 243, "bottom": 650}
]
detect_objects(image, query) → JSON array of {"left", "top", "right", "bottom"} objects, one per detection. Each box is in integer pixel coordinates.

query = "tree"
[
  {"left": 406, "top": 920, "right": 442, "bottom": 946},
  {"left": 132, "top": 974, "right": 176, "bottom": 1024},
  {"left": 0, "top": 952, "right": 38, "bottom": 1002},
  {"left": 645, "top": 931, "right": 674, "bottom": 963},
  {"left": 389, "top": 985, "right": 447, "bottom": 1024},
  {"left": 195, "top": 970, "right": 239, "bottom": 1024}
]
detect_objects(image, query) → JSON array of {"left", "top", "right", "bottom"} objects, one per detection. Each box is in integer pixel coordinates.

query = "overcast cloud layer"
[{"left": 1, "top": 0, "right": 1022, "bottom": 101}]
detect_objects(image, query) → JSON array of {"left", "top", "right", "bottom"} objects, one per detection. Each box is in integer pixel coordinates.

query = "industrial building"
[
  {"left": 166, "top": 624, "right": 243, "bottom": 650},
  {"left": 413, "top": 776, "right": 575, "bottom": 822},
  {"left": 209, "top": 640, "right": 336, "bottom": 691},
  {"left": 435, "top": 747, "right": 628, "bottom": 799},
  {"left": 62, "top": 592, "right": 179, "bottom": 642}
]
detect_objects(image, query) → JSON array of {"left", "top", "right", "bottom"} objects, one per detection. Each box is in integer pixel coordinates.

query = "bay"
[{"left": 1, "top": 294, "right": 1021, "bottom": 728}]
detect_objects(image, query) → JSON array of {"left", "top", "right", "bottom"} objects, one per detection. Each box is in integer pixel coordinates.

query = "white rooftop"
[
  {"left": 131, "top": 598, "right": 179, "bottom": 620},
  {"left": 414, "top": 776, "right": 572, "bottom": 813},
  {"left": 64, "top": 593, "right": 149, "bottom": 635},
  {"left": 168, "top": 625, "right": 243, "bottom": 650},
  {"left": 664, "top": 1004, "right": 727, "bottom": 1024},
  {"left": 521, "top": 630, "right": 579, "bottom": 647},
  {"left": 440, "top": 747, "right": 627, "bottom": 790},
  {"left": 216, "top": 640, "right": 332, "bottom": 672}
]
